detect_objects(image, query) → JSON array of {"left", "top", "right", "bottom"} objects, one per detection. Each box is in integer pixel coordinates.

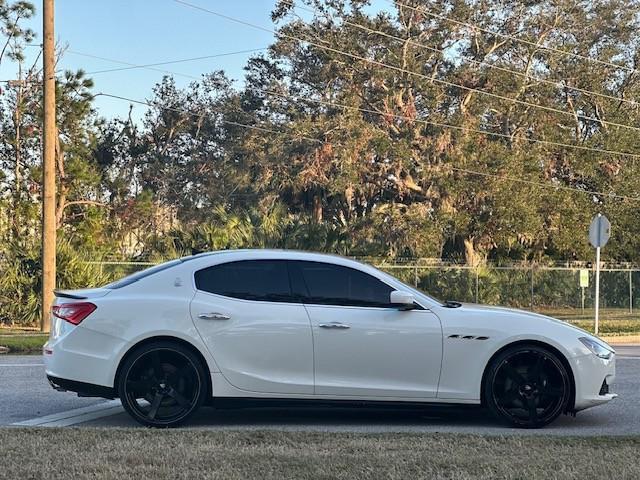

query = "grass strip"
[
  {"left": 0, "top": 429, "right": 638, "bottom": 479},
  {"left": 0, "top": 334, "right": 47, "bottom": 353}
]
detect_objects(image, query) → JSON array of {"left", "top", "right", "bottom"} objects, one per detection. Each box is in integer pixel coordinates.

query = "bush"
[{"left": 0, "top": 241, "right": 113, "bottom": 327}]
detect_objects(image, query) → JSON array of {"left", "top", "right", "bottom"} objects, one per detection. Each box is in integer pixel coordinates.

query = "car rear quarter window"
[
  {"left": 194, "top": 260, "right": 293, "bottom": 302},
  {"left": 291, "top": 261, "right": 393, "bottom": 307}
]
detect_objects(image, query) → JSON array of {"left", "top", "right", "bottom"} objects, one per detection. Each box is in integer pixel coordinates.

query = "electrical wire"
[
  {"left": 392, "top": 0, "right": 640, "bottom": 76},
  {"left": 97, "top": 91, "right": 640, "bottom": 202},
  {"left": 173, "top": 0, "right": 640, "bottom": 134},
  {"left": 282, "top": 0, "right": 639, "bottom": 108},
  {"left": 80, "top": 49, "right": 640, "bottom": 159}
]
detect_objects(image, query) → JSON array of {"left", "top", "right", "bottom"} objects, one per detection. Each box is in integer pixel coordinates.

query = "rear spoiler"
[{"left": 53, "top": 289, "right": 88, "bottom": 300}]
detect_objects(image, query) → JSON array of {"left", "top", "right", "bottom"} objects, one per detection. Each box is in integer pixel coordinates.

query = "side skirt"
[{"left": 211, "top": 397, "right": 484, "bottom": 412}]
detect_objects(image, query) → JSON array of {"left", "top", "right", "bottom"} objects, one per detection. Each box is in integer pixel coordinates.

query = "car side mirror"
[{"left": 389, "top": 290, "right": 416, "bottom": 310}]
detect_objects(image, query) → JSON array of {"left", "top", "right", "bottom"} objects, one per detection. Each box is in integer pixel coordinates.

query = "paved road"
[{"left": 2, "top": 346, "right": 639, "bottom": 434}]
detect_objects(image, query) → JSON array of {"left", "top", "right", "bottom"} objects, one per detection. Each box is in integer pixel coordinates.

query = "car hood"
[{"left": 450, "top": 303, "right": 592, "bottom": 336}]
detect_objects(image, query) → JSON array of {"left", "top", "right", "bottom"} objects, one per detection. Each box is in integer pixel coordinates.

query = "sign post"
[{"left": 588, "top": 214, "right": 611, "bottom": 335}]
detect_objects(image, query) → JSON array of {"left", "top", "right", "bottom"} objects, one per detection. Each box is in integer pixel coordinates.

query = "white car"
[{"left": 44, "top": 250, "right": 616, "bottom": 428}]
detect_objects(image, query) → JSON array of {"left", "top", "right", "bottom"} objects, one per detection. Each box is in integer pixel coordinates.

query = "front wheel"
[
  {"left": 118, "top": 341, "right": 207, "bottom": 427},
  {"left": 484, "top": 345, "right": 571, "bottom": 428}
]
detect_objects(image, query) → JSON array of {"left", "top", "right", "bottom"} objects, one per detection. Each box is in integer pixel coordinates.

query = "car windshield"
[{"left": 372, "top": 267, "right": 443, "bottom": 305}]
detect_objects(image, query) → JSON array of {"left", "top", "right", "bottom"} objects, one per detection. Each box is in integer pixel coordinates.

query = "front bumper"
[{"left": 572, "top": 352, "right": 617, "bottom": 411}]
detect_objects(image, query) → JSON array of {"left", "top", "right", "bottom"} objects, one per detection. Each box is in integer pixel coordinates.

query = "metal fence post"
[
  {"left": 630, "top": 270, "right": 633, "bottom": 315},
  {"left": 414, "top": 265, "right": 418, "bottom": 288},
  {"left": 475, "top": 267, "right": 479, "bottom": 303},
  {"left": 530, "top": 265, "right": 534, "bottom": 310}
]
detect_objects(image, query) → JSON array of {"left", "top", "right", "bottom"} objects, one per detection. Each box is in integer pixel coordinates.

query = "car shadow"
[{"left": 80, "top": 403, "right": 617, "bottom": 433}]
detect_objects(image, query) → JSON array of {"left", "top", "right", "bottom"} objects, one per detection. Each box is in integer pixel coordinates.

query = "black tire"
[
  {"left": 483, "top": 344, "right": 571, "bottom": 428},
  {"left": 117, "top": 341, "right": 208, "bottom": 428}
]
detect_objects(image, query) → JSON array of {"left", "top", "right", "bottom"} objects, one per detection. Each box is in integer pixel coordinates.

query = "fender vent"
[{"left": 448, "top": 334, "right": 490, "bottom": 341}]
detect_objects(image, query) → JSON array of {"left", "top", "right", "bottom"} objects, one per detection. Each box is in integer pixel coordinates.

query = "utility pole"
[{"left": 41, "top": 0, "right": 56, "bottom": 333}]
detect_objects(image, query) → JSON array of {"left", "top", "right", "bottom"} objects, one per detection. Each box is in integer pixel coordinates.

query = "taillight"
[{"left": 51, "top": 302, "right": 97, "bottom": 325}]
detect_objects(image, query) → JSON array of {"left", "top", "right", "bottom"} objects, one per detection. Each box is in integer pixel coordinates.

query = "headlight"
[{"left": 579, "top": 337, "right": 615, "bottom": 359}]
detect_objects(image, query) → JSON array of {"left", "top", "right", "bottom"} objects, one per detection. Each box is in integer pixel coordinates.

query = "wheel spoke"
[
  {"left": 126, "top": 378, "right": 153, "bottom": 394},
  {"left": 167, "top": 388, "right": 192, "bottom": 409},
  {"left": 526, "top": 397, "right": 538, "bottom": 422},
  {"left": 150, "top": 351, "right": 163, "bottom": 380},
  {"left": 168, "top": 364, "right": 192, "bottom": 385},
  {"left": 147, "top": 392, "right": 164, "bottom": 420},
  {"left": 501, "top": 387, "right": 520, "bottom": 406},
  {"left": 540, "top": 385, "right": 564, "bottom": 397},
  {"left": 502, "top": 362, "right": 526, "bottom": 386},
  {"left": 529, "top": 354, "right": 545, "bottom": 383}
]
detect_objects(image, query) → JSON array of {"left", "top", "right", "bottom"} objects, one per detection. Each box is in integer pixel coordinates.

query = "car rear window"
[{"left": 104, "top": 260, "right": 183, "bottom": 289}]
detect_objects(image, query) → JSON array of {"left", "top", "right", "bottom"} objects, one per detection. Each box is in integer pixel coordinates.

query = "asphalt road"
[{"left": 2, "top": 346, "right": 639, "bottom": 435}]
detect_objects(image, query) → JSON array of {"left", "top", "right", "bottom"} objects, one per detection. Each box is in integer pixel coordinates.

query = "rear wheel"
[
  {"left": 484, "top": 345, "right": 571, "bottom": 428},
  {"left": 117, "top": 341, "right": 207, "bottom": 427}
]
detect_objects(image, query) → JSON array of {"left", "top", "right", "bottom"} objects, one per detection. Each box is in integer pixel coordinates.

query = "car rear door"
[
  {"left": 190, "top": 259, "right": 314, "bottom": 394},
  {"left": 290, "top": 260, "right": 443, "bottom": 399}
]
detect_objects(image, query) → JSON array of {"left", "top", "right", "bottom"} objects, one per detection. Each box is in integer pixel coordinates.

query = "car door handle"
[
  {"left": 198, "top": 312, "right": 231, "bottom": 320},
  {"left": 318, "top": 322, "right": 350, "bottom": 329}
]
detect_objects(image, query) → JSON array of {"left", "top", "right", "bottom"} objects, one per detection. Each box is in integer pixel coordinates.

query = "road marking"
[
  {"left": 0, "top": 363, "right": 45, "bottom": 367},
  {"left": 12, "top": 399, "right": 124, "bottom": 427}
]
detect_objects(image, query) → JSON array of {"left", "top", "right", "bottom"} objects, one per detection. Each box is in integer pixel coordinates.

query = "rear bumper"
[
  {"left": 47, "top": 375, "right": 116, "bottom": 399},
  {"left": 43, "top": 320, "right": 128, "bottom": 389}
]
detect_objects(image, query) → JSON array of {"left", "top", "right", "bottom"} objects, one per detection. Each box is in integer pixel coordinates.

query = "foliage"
[{"left": 0, "top": 241, "right": 112, "bottom": 325}]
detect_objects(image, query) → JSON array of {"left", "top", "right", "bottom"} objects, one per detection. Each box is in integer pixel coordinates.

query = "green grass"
[
  {"left": 0, "top": 333, "right": 47, "bottom": 353},
  {"left": 0, "top": 429, "right": 638, "bottom": 479},
  {"left": 534, "top": 308, "right": 640, "bottom": 335}
]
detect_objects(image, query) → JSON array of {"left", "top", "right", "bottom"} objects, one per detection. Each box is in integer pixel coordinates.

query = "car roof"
[{"left": 186, "top": 249, "right": 370, "bottom": 266}]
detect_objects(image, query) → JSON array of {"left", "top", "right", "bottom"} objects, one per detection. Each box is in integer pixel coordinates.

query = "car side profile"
[{"left": 43, "top": 250, "right": 616, "bottom": 428}]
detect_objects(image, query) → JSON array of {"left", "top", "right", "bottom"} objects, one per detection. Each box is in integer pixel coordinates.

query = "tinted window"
[
  {"left": 195, "top": 260, "right": 292, "bottom": 302},
  {"left": 292, "top": 261, "right": 393, "bottom": 307}
]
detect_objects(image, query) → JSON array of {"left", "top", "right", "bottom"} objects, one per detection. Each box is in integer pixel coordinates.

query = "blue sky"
[
  {"left": 1, "top": 0, "right": 389, "bottom": 121},
  {"left": 2, "top": 1, "right": 278, "bottom": 120}
]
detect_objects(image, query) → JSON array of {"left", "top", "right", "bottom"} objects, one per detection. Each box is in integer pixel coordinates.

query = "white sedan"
[{"left": 44, "top": 250, "right": 616, "bottom": 428}]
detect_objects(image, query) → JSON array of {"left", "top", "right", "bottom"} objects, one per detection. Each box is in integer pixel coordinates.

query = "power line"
[
  {"left": 76, "top": 49, "right": 640, "bottom": 158},
  {"left": 392, "top": 0, "right": 640, "bottom": 76},
  {"left": 450, "top": 167, "right": 640, "bottom": 202},
  {"left": 96, "top": 92, "right": 322, "bottom": 144},
  {"left": 69, "top": 48, "right": 267, "bottom": 76},
  {"left": 173, "top": 0, "right": 640, "bottom": 134},
  {"left": 97, "top": 92, "right": 640, "bottom": 203},
  {"left": 283, "top": 0, "right": 638, "bottom": 108},
  {"left": 259, "top": 87, "right": 640, "bottom": 159}
]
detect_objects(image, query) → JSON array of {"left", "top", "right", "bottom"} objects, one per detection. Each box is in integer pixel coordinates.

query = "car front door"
[
  {"left": 190, "top": 259, "right": 313, "bottom": 394},
  {"left": 290, "top": 261, "right": 443, "bottom": 398}
]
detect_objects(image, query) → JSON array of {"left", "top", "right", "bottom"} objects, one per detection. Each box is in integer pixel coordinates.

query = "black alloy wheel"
[
  {"left": 118, "top": 341, "right": 207, "bottom": 427},
  {"left": 484, "top": 345, "right": 571, "bottom": 428}
]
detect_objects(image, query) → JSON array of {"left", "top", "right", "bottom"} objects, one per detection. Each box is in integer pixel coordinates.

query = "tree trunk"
[
  {"left": 464, "top": 237, "right": 478, "bottom": 267},
  {"left": 313, "top": 193, "right": 323, "bottom": 223}
]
